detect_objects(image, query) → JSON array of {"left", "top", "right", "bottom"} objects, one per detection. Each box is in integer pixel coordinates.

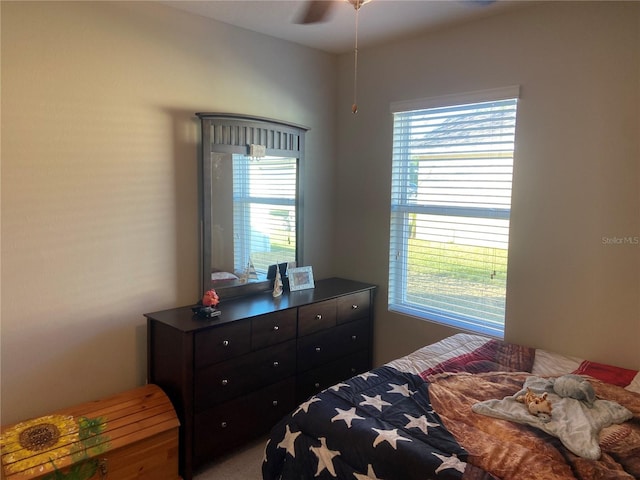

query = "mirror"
[{"left": 197, "top": 113, "right": 308, "bottom": 298}]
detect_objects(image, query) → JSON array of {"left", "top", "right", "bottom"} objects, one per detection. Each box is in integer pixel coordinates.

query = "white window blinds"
[
  {"left": 233, "top": 154, "right": 297, "bottom": 276},
  {"left": 388, "top": 88, "right": 519, "bottom": 337}
]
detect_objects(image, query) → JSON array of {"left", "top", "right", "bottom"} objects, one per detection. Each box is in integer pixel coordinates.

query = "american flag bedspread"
[{"left": 262, "top": 365, "right": 493, "bottom": 480}]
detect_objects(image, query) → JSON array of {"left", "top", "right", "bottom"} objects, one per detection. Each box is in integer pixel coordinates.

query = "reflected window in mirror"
[{"left": 230, "top": 153, "right": 297, "bottom": 276}]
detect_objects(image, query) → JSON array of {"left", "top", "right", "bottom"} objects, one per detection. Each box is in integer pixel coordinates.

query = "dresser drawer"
[
  {"left": 337, "top": 291, "right": 370, "bottom": 324},
  {"left": 195, "top": 321, "right": 251, "bottom": 368},
  {"left": 195, "top": 339, "right": 296, "bottom": 410},
  {"left": 297, "top": 318, "right": 369, "bottom": 372},
  {"left": 298, "top": 299, "right": 336, "bottom": 336},
  {"left": 296, "top": 349, "right": 370, "bottom": 402},
  {"left": 194, "top": 377, "right": 296, "bottom": 462},
  {"left": 251, "top": 309, "right": 297, "bottom": 350}
]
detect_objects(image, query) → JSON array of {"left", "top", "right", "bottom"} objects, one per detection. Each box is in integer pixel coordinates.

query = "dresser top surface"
[{"left": 145, "top": 277, "right": 376, "bottom": 332}]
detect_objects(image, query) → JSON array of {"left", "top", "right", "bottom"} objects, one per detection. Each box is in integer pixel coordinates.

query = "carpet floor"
[{"left": 194, "top": 436, "right": 268, "bottom": 480}]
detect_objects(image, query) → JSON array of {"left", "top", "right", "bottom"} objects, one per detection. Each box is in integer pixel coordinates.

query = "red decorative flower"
[{"left": 202, "top": 289, "right": 219, "bottom": 307}]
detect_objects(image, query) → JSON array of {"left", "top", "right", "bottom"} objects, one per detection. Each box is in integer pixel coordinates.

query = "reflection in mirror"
[
  {"left": 211, "top": 153, "right": 297, "bottom": 280},
  {"left": 197, "top": 113, "right": 308, "bottom": 298}
]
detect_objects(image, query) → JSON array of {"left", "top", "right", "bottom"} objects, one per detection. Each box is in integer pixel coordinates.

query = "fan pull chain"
[{"left": 352, "top": 0, "right": 360, "bottom": 114}]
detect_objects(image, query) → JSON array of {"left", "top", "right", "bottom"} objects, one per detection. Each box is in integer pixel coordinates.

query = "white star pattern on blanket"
[
  {"left": 310, "top": 437, "right": 340, "bottom": 477},
  {"left": 329, "top": 382, "right": 350, "bottom": 392},
  {"left": 332, "top": 407, "right": 365, "bottom": 428},
  {"left": 387, "top": 383, "right": 413, "bottom": 397},
  {"left": 353, "top": 464, "right": 382, "bottom": 480},
  {"left": 403, "top": 413, "right": 440, "bottom": 435},
  {"left": 277, "top": 425, "right": 301, "bottom": 457},
  {"left": 372, "top": 428, "right": 412, "bottom": 449},
  {"left": 295, "top": 396, "right": 321, "bottom": 415},
  {"left": 432, "top": 453, "right": 466, "bottom": 474},
  {"left": 360, "top": 394, "right": 392, "bottom": 411}
]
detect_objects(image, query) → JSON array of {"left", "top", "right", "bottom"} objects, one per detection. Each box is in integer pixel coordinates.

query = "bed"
[{"left": 262, "top": 333, "right": 640, "bottom": 480}]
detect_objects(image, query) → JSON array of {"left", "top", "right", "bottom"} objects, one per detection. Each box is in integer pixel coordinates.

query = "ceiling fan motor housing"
[{"left": 348, "top": 0, "right": 372, "bottom": 10}]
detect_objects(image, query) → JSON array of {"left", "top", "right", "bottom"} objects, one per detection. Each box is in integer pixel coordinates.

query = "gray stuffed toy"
[{"left": 552, "top": 374, "right": 596, "bottom": 407}]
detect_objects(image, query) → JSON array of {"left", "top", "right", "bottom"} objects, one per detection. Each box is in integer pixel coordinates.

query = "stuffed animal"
[
  {"left": 517, "top": 388, "right": 553, "bottom": 421},
  {"left": 551, "top": 374, "right": 596, "bottom": 407}
]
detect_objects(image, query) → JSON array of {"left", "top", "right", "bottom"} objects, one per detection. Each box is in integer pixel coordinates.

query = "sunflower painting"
[{"left": 0, "top": 414, "right": 108, "bottom": 479}]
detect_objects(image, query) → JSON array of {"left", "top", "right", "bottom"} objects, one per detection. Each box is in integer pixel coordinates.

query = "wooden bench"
[{"left": 0, "top": 384, "right": 180, "bottom": 480}]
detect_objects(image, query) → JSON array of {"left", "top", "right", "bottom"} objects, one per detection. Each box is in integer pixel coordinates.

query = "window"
[
  {"left": 388, "top": 87, "right": 519, "bottom": 337},
  {"left": 233, "top": 154, "right": 297, "bottom": 276}
]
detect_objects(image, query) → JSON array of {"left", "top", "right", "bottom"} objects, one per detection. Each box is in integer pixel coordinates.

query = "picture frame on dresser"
[{"left": 288, "top": 266, "right": 315, "bottom": 291}]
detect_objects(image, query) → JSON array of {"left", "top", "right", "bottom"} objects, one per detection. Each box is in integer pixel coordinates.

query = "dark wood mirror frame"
[{"left": 196, "top": 113, "right": 308, "bottom": 299}]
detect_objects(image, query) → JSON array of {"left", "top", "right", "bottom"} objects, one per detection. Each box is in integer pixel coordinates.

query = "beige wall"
[
  {"left": 335, "top": 1, "right": 640, "bottom": 369},
  {"left": 0, "top": 1, "right": 337, "bottom": 425}
]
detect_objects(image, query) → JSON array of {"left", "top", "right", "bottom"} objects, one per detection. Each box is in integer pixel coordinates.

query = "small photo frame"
[
  {"left": 288, "top": 266, "right": 315, "bottom": 291},
  {"left": 267, "top": 262, "right": 289, "bottom": 279}
]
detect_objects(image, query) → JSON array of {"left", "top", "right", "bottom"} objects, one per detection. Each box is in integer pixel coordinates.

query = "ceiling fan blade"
[
  {"left": 462, "top": 0, "right": 496, "bottom": 6},
  {"left": 295, "top": 1, "right": 335, "bottom": 24}
]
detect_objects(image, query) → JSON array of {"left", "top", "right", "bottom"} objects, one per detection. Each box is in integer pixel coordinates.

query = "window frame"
[{"left": 388, "top": 86, "right": 520, "bottom": 337}]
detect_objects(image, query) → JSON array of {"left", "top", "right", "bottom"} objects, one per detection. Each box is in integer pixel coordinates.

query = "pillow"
[
  {"left": 572, "top": 361, "right": 638, "bottom": 388},
  {"left": 420, "top": 339, "right": 535, "bottom": 379},
  {"left": 211, "top": 271, "right": 239, "bottom": 282}
]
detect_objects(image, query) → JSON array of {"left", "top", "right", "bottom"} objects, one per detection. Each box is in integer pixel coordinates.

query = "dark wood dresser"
[{"left": 146, "top": 277, "right": 376, "bottom": 480}]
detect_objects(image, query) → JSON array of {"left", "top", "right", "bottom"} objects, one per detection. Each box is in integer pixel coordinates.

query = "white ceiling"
[{"left": 161, "top": 0, "right": 530, "bottom": 54}]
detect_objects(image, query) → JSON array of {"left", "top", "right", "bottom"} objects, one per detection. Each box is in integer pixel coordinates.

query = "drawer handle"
[
  {"left": 272, "top": 400, "right": 279, "bottom": 407},
  {"left": 315, "top": 314, "right": 322, "bottom": 320},
  {"left": 221, "top": 421, "right": 228, "bottom": 428},
  {"left": 221, "top": 379, "right": 229, "bottom": 386},
  {"left": 222, "top": 340, "right": 230, "bottom": 347},
  {"left": 314, "top": 382, "right": 320, "bottom": 388},
  {"left": 351, "top": 335, "right": 357, "bottom": 341},
  {"left": 315, "top": 346, "right": 321, "bottom": 353},
  {"left": 351, "top": 304, "right": 359, "bottom": 310},
  {"left": 273, "top": 325, "right": 279, "bottom": 331},
  {"left": 273, "top": 361, "right": 279, "bottom": 368}
]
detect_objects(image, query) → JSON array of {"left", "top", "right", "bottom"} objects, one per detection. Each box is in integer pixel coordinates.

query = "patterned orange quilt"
[{"left": 427, "top": 372, "right": 640, "bottom": 480}]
